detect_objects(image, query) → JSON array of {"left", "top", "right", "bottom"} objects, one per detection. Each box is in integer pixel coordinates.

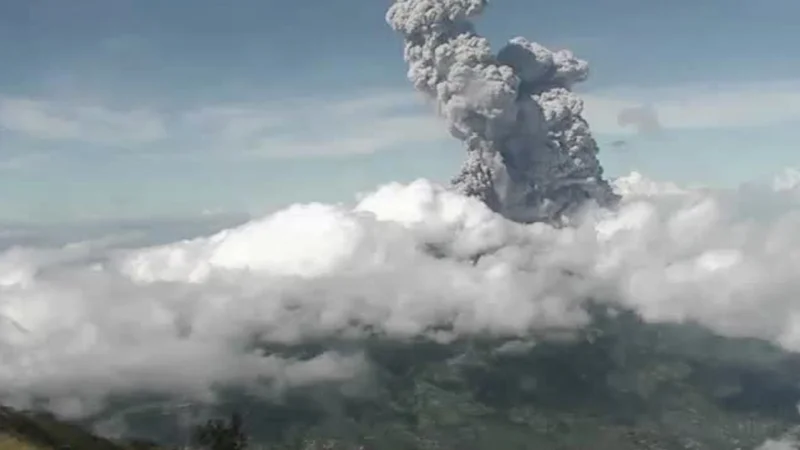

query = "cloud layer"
[
  {"left": 3, "top": 170, "right": 800, "bottom": 418},
  {"left": 0, "top": 90, "right": 449, "bottom": 158},
  {"left": 0, "top": 98, "right": 166, "bottom": 146}
]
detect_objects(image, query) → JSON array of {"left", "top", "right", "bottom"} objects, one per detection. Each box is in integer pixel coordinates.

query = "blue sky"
[{"left": 1, "top": 0, "right": 800, "bottom": 223}]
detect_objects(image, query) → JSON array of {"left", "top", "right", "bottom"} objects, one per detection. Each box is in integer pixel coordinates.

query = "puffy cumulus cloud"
[
  {"left": 759, "top": 440, "right": 800, "bottom": 450},
  {"left": 757, "top": 426, "right": 800, "bottom": 450},
  {"left": 4, "top": 172, "right": 800, "bottom": 417},
  {"left": 773, "top": 168, "right": 800, "bottom": 192},
  {"left": 120, "top": 180, "right": 590, "bottom": 341}
]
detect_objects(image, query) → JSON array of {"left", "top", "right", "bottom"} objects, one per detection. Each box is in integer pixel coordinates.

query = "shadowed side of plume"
[{"left": 386, "top": 0, "right": 618, "bottom": 223}]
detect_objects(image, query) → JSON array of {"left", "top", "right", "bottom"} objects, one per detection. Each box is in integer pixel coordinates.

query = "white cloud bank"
[
  {"left": 4, "top": 169, "right": 800, "bottom": 417},
  {"left": 0, "top": 90, "right": 450, "bottom": 158},
  {"left": 759, "top": 439, "right": 800, "bottom": 450}
]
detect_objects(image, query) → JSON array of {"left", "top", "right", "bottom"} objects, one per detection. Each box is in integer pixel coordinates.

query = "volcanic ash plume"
[{"left": 386, "top": 0, "right": 618, "bottom": 223}]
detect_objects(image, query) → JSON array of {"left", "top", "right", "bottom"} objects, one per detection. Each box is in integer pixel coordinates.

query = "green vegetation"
[
  {"left": 192, "top": 413, "right": 248, "bottom": 450},
  {"left": 0, "top": 405, "right": 125, "bottom": 450},
  {"left": 179, "top": 309, "right": 800, "bottom": 449},
  {"left": 3, "top": 309, "right": 800, "bottom": 449}
]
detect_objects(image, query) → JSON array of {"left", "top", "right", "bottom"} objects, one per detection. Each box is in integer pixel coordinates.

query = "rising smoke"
[
  {"left": 386, "top": 0, "right": 618, "bottom": 223},
  {"left": 2, "top": 6, "right": 800, "bottom": 448}
]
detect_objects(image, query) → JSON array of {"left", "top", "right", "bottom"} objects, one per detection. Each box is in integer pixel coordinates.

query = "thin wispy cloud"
[
  {"left": 0, "top": 90, "right": 450, "bottom": 160},
  {"left": 185, "top": 90, "right": 449, "bottom": 159},
  {"left": 583, "top": 79, "right": 800, "bottom": 135},
  {"left": 0, "top": 153, "right": 49, "bottom": 171},
  {"left": 0, "top": 98, "right": 167, "bottom": 146},
  {"left": 7, "top": 79, "right": 799, "bottom": 162},
  {"left": 616, "top": 105, "right": 662, "bottom": 135}
]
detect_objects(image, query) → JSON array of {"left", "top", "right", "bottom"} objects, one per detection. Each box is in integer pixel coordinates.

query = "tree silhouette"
[{"left": 191, "top": 412, "right": 249, "bottom": 450}]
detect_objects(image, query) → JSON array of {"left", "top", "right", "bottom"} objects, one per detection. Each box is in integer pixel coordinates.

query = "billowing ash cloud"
[
  {"left": 386, "top": 0, "right": 618, "bottom": 223},
  {"left": 2, "top": 2, "right": 800, "bottom": 433}
]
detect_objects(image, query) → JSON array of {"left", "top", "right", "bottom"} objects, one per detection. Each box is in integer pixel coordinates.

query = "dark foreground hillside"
[{"left": 0, "top": 405, "right": 161, "bottom": 450}]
